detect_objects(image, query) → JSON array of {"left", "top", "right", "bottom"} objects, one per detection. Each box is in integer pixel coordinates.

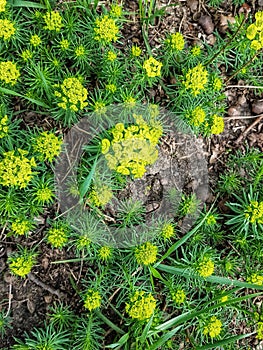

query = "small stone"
[
  {"left": 42, "top": 257, "right": 49, "bottom": 270},
  {"left": 259, "top": 0, "right": 263, "bottom": 6},
  {"left": 187, "top": 0, "right": 198, "bottom": 12},
  {"left": 44, "top": 295, "right": 53, "bottom": 304},
  {"left": 198, "top": 15, "right": 214, "bottom": 35},
  {"left": 252, "top": 100, "right": 263, "bottom": 114},
  {"left": 207, "top": 34, "right": 216, "bottom": 46},
  {"left": 228, "top": 106, "right": 240, "bottom": 116},
  {"left": 27, "top": 299, "right": 36, "bottom": 314}
]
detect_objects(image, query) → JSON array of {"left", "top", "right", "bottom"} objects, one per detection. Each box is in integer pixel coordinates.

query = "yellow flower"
[
  {"left": 84, "top": 290, "right": 101, "bottom": 311},
  {"left": 203, "top": 316, "right": 222, "bottom": 338},
  {"left": 143, "top": 57, "right": 162, "bottom": 78},
  {"left": 251, "top": 40, "right": 262, "bottom": 50},
  {"left": 47, "top": 227, "right": 68, "bottom": 248},
  {"left": 171, "top": 289, "right": 186, "bottom": 304},
  {"left": 60, "top": 39, "right": 69, "bottom": 50},
  {"left": 75, "top": 45, "right": 85, "bottom": 57},
  {"left": 0, "top": 149, "right": 36, "bottom": 188},
  {"left": 246, "top": 23, "right": 258, "bottom": 40},
  {"left": 89, "top": 185, "right": 113, "bottom": 206},
  {"left": 94, "top": 15, "right": 119, "bottom": 44},
  {"left": 0, "top": 114, "right": 8, "bottom": 138},
  {"left": 247, "top": 273, "right": 263, "bottom": 285},
  {"left": 110, "top": 4, "right": 122, "bottom": 17},
  {"left": 124, "top": 96, "right": 136, "bottom": 107},
  {"left": 191, "top": 46, "right": 201, "bottom": 56},
  {"left": 106, "top": 83, "right": 117, "bottom": 93},
  {"left": 196, "top": 256, "right": 214, "bottom": 278},
  {"left": 35, "top": 187, "right": 54, "bottom": 204},
  {"left": 126, "top": 290, "right": 156, "bottom": 321},
  {"left": 98, "top": 246, "right": 112, "bottom": 261},
  {"left": 43, "top": 11, "right": 63, "bottom": 32},
  {"left": 56, "top": 77, "right": 88, "bottom": 112},
  {"left": 166, "top": 32, "right": 185, "bottom": 51},
  {"left": 213, "top": 77, "right": 223, "bottom": 91},
  {"left": 188, "top": 106, "right": 206, "bottom": 127},
  {"left": 257, "top": 322, "right": 263, "bottom": 340},
  {"left": 75, "top": 235, "right": 91, "bottom": 251},
  {"left": 206, "top": 214, "right": 217, "bottom": 226},
  {"left": 131, "top": 45, "right": 142, "bottom": 57},
  {"left": 161, "top": 223, "right": 175, "bottom": 240},
  {"left": 11, "top": 219, "right": 32, "bottom": 236},
  {"left": 0, "top": 19, "right": 15, "bottom": 40},
  {"left": 245, "top": 201, "right": 263, "bottom": 224},
  {"left": 101, "top": 138, "right": 111, "bottom": 154},
  {"left": 0, "top": 0, "right": 6, "bottom": 12},
  {"left": 30, "top": 34, "right": 42, "bottom": 46},
  {"left": 107, "top": 50, "right": 117, "bottom": 61},
  {"left": 8, "top": 250, "right": 36, "bottom": 277},
  {"left": 93, "top": 101, "right": 107, "bottom": 114},
  {"left": 184, "top": 64, "right": 208, "bottom": 96},
  {"left": 210, "top": 114, "right": 224, "bottom": 134},
  {"left": 0, "top": 61, "right": 20, "bottom": 85},
  {"left": 33, "top": 131, "right": 62, "bottom": 162},
  {"left": 135, "top": 242, "right": 158, "bottom": 265},
  {"left": 21, "top": 49, "right": 33, "bottom": 61}
]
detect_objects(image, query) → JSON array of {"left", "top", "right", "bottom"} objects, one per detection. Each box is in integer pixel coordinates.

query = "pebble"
[
  {"left": 252, "top": 100, "right": 263, "bottom": 115},
  {"left": 198, "top": 15, "right": 214, "bottom": 35}
]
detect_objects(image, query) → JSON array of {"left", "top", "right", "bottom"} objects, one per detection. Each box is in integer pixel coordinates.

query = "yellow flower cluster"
[
  {"left": 166, "top": 32, "right": 185, "bottom": 51},
  {"left": 84, "top": 289, "right": 102, "bottom": 311},
  {"left": 0, "top": 61, "right": 20, "bottom": 85},
  {"left": 8, "top": 254, "right": 36, "bottom": 277},
  {"left": 203, "top": 316, "right": 222, "bottom": 338},
  {"left": 124, "top": 96, "right": 136, "bottom": 107},
  {"left": 93, "top": 101, "right": 107, "bottom": 114},
  {"left": 196, "top": 256, "right": 214, "bottom": 278},
  {"left": 210, "top": 114, "right": 224, "bottom": 134},
  {"left": 191, "top": 46, "right": 201, "bottom": 56},
  {"left": 0, "top": 149, "right": 36, "bottom": 188},
  {"left": 205, "top": 214, "right": 217, "bottom": 226},
  {"left": 161, "top": 223, "right": 175, "bottom": 240},
  {"left": 131, "top": 45, "right": 142, "bottom": 57},
  {"left": 0, "top": 0, "right": 6, "bottom": 12},
  {"left": 0, "top": 115, "right": 8, "bottom": 138},
  {"left": 257, "top": 322, "right": 263, "bottom": 340},
  {"left": 126, "top": 290, "right": 156, "bottom": 321},
  {"left": 102, "top": 116, "right": 163, "bottom": 179},
  {"left": 35, "top": 187, "right": 53, "bottom": 203},
  {"left": 98, "top": 246, "right": 112, "bottom": 261},
  {"left": 89, "top": 185, "right": 113, "bottom": 207},
  {"left": 171, "top": 289, "right": 186, "bottom": 304},
  {"left": 30, "top": 34, "right": 42, "bottom": 47},
  {"left": 21, "top": 49, "right": 33, "bottom": 62},
  {"left": 76, "top": 236, "right": 91, "bottom": 250},
  {"left": 184, "top": 64, "right": 208, "bottom": 95},
  {"left": 246, "top": 11, "right": 263, "bottom": 51},
  {"left": 110, "top": 4, "right": 122, "bottom": 17},
  {"left": 47, "top": 227, "right": 68, "bottom": 248},
  {"left": 60, "top": 39, "right": 69, "bottom": 50},
  {"left": 33, "top": 131, "right": 62, "bottom": 162},
  {"left": 247, "top": 273, "right": 263, "bottom": 286},
  {"left": 55, "top": 77, "right": 88, "bottom": 112},
  {"left": 0, "top": 19, "right": 15, "bottom": 40},
  {"left": 11, "top": 219, "right": 31, "bottom": 236},
  {"left": 107, "top": 50, "right": 117, "bottom": 61},
  {"left": 43, "top": 11, "right": 63, "bottom": 32},
  {"left": 213, "top": 77, "right": 223, "bottom": 91},
  {"left": 245, "top": 200, "right": 263, "bottom": 224},
  {"left": 188, "top": 106, "right": 206, "bottom": 127},
  {"left": 143, "top": 57, "right": 162, "bottom": 78},
  {"left": 94, "top": 15, "right": 119, "bottom": 44},
  {"left": 75, "top": 45, "right": 85, "bottom": 57},
  {"left": 106, "top": 83, "right": 117, "bottom": 93},
  {"left": 135, "top": 241, "right": 158, "bottom": 265}
]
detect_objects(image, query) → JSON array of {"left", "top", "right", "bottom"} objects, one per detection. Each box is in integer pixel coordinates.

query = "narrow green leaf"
[
  {"left": 195, "top": 332, "right": 255, "bottom": 350},
  {"left": 105, "top": 333, "right": 130, "bottom": 348},
  {"left": 139, "top": 314, "right": 154, "bottom": 343},
  {"left": 157, "top": 264, "right": 263, "bottom": 290},
  {"left": 155, "top": 201, "right": 217, "bottom": 266},
  {"left": 149, "top": 326, "right": 183, "bottom": 350},
  {"left": 79, "top": 156, "right": 98, "bottom": 200},
  {"left": 10, "top": 0, "right": 47, "bottom": 8},
  {"left": 95, "top": 310, "right": 125, "bottom": 335},
  {"left": 0, "top": 86, "right": 50, "bottom": 108}
]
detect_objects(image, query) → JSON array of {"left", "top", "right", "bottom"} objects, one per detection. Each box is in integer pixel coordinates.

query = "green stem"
[
  {"left": 204, "top": 14, "right": 248, "bottom": 67},
  {"left": 95, "top": 310, "right": 125, "bottom": 335},
  {"left": 225, "top": 52, "right": 259, "bottom": 84}
]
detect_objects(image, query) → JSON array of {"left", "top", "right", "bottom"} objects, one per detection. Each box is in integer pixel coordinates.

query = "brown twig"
[
  {"left": 27, "top": 273, "right": 65, "bottom": 298},
  {"left": 235, "top": 114, "right": 263, "bottom": 144}
]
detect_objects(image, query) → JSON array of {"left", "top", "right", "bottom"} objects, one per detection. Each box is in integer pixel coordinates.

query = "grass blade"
[
  {"left": 195, "top": 332, "right": 255, "bottom": 349},
  {"left": 10, "top": 0, "right": 47, "bottom": 8},
  {"left": 79, "top": 156, "right": 98, "bottom": 200},
  {"left": 0, "top": 86, "right": 50, "bottom": 108}
]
